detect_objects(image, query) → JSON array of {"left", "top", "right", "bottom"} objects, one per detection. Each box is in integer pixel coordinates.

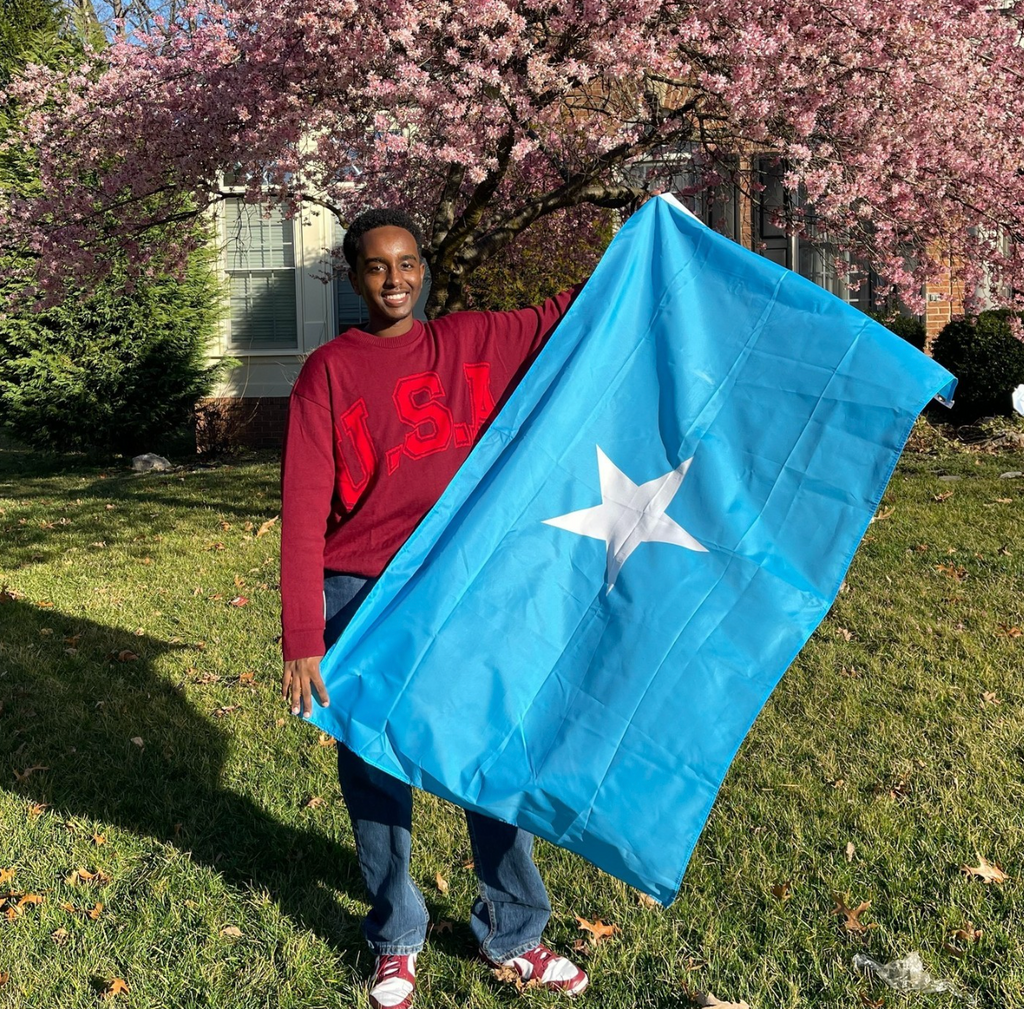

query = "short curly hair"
[{"left": 342, "top": 208, "right": 425, "bottom": 270}]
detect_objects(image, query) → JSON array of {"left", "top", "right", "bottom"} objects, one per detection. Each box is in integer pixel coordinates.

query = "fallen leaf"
[
  {"left": 17, "top": 893, "right": 43, "bottom": 907},
  {"left": 51, "top": 928, "right": 69, "bottom": 944},
  {"left": 837, "top": 626, "right": 854, "bottom": 641},
  {"left": 571, "top": 939, "right": 592, "bottom": 956},
  {"left": 936, "top": 563, "right": 967, "bottom": 581},
  {"left": 13, "top": 765, "right": 49, "bottom": 783},
  {"left": 951, "top": 921, "right": 983, "bottom": 943},
  {"left": 0, "top": 869, "right": 13, "bottom": 886},
  {"left": 933, "top": 491, "right": 954, "bottom": 502},
  {"left": 316, "top": 732, "right": 334, "bottom": 746},
  {"left": 858, "top": 993, "right": 885, "bottom": 1008},
  {"left": 302, "top": 796, "right": 325, "bottom": 809},
  {"left": 872, "top": 507, "right": 895, "bottom": 522},
  {"left": 845, "top": 841, "right": 856, "bottom": 863},
  {"left": 998, "top": 624, "right": 1022, "bottom": 638},
  {"left": 87, "top": 902, "right": 104, "bottom": 920},
  {"left": 0, "top": 971, "right": 7, "bottom": 986},
  {"left": 237, "top": 671, "right": 256, "bottom": 686},
  {"left": 219, "top": 925, "right": 243, "bottom": 938},
  {"left": 770, "top": 881, "right": 792, "bottom": 901},
  {"left": 99, "top": 978, "right": 129, "bottom": 999},
  {"left": 275, "top": 718, "right": 286, "bottom": 727},
  {"left": 130, "top": 737, "right": 144, "bottom": 748},
  {"left": 115, "top": 650, "right": 138, "bottom": 662},
  {"left": 691, "top": 992, "right": 751, "bottom": 1008},
  {"left": 831, "top": 895, "right": 878, "bottom": 932},
  {"left": 256, "top": 517, "right": 278, "bottom": 538},
  {"left": 637, "top": 892, "right": 659, "bottom": 908},
  {"left": 213, "top": 705, "right": 241, "bottom": 718},
  {"left": 220, "top": 521, "right": 232, "bottom": 530},
  {"left": 435, "top": 872, "right": 449, "bottom": 894},
  {"left": 431, "top": 920, "right": 453, "bottom": 934},
  {"left": 981, "top": 691, "right": 1002, "bottom": 706},
  {"left": 65, "top": 868, "right": 111, "bottom": 886},
  {"left": 92, "top": 834, "right": 106, "bottom": 846},
  {"left": 575, "top": 915, "right": 620, "bottom": 943},
  {"left": 995, "top": 497, "right": 1013, "bottom": 504},
  {"left": 942, "top": 941, "right": 966, "bottom": 959},
  {"left": 207, "top": 542, "right": 225, "bottom": 551},
  {"left": 229, "top": 596, "right": 248, "bottom": 607},
  {"left": 962, "top": 856, "right": 1009, "bottom": 884}
]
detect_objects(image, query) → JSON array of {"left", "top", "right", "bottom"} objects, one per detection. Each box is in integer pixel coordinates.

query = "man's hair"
[{"left": 342, "top": 208, "right": 425, "bottom": 270}]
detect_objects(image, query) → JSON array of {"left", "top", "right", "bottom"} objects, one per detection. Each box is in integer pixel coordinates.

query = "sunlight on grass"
[{"left": 1, "top": 427, "right": 1021, "bottom": 1008}]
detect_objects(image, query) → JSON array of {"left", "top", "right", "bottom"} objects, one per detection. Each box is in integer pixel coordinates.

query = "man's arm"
[{"left": 280, "top": 382, "right": 335, "bottom": 717}]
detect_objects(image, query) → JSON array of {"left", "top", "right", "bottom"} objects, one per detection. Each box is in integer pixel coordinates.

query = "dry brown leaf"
[
  {"left": 995, "top": 498, "right": 1013, "bottom": 505},
  {"left": 99, "top": 978, "right": 129, "bottom": 999},
  {"left": 430, "top": 919, "right": 453, "bottom": 934},
  {"left": 770, "top": 881, "right": 792, "bottom": 901},
  {"left": 17, "top": 893, "right": 43, "bottom": 908},
  {"left": 302, "top": 796, "right": 325, "bottom": 809},
  {"left": 220, "top": 521, "right": 232, "bottom": 530},
  {"left": 87, "top": 902, "right": 104, "bottom": 920},
  {"left": 831, "top": 895, "right": 878, "bottom": 932},
  {"left": 316, "top": 732, "right": 334, "bottom": 747},
  {"left": 981, "top": 691, "right": 1002, "bottom": 706},
  {"left": 933, "top": 491, "right": 954, "bottom": 502},
  {"left": 845, "top": 841, "right": 856, "bottom": 863},
  {"left": 92, "top": 834, "right": 106, "bottom": 846},
  {"left": 951, "top": 921, "right": 983, "bottom": 943},
  {"left": 51, "top": 928, "right": 69, "bottom": 944},
  {"left": 575, "top": 915, "right": 620, "bottom": 943},
  {"left": 962, "top": 856, "right": 1009, "bottom": 884},
  {"left": 637, "top": 891, "right": 660, "bottom": 908},
  {"left": 837, "top": 627, "right": 854, "bottom": 641},
  {"left": 942, "top": 942, "right": 966, "bottom": 959},
  {"left": 13, "top": 765, "right": 49, "bottom": 783},
  {"left": 130, "top": 737, "right": 144, "bottom": 748},
  {"left": 219, "top": 925, "right": 243, "bottom": 938},
  {"left": 435, "top": 872, "right": 449, "bottom": 894},
  {"left": 936, "top": 563, "right": 967, "bottom": 581},
  {"left": 571, "top": 938, "right": 592, "bottom": 956},
  {"left": 692, "top": 992, "right": 751, "bottom": 1008},
  {"left": 858, "top": 993, "right": 884, "bottom": 1008},
  {"left": 873, "top": 508, "right": 895, "bottom": 522},
  {"left": 65, "top": 868, "right": 111, "bottom": 887},
  {"left": 0, "top": 972, "right": 8, "bottom": 986},
  {"left": 116, "top": 650, "right": 138, "bottom": 662},
  {"left": 998, "top": 624, "right": 1022, "bottom": 638},
  {"left": 229, "top": 596, "right": 248, "bottom": 607},
  {"left": 256, "top": 517, "right": 278, "bottom": 538},
  {"left": 213, "top": 705, "right": 241, "bottom": 718},
  {"left": 0, "top": 869, "right": 13, "bottom": 887},
  {"left": 237, "top": 671, "right": 256, "bottom": 686}
]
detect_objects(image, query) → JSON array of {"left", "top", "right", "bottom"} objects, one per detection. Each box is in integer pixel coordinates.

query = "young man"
[{"left": 280, "top": 208, "right": 587, "bottom": 1008}]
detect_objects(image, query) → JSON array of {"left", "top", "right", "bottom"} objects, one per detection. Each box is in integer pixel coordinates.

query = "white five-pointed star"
[{"left": 543, "top": 446, "right": 707, "bottom": 593}]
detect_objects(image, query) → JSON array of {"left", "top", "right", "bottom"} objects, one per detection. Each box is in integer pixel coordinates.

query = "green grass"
[{"left": 1, "top": 426, "right": 1022, "bottom": 1008}]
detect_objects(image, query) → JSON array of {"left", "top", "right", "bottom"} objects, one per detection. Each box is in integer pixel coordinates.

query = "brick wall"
[
  {"left": 924, "top": 263, "right": 966, "bottom": 347},
  {"left": 194, "top": 396, "right": 290, "bottom": 452}
]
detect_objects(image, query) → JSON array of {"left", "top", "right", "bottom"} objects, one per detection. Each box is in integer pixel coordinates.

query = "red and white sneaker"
[
  {"left": 368, "top": 953, "right": 417, "bottom": 1009},
  {"left": 488, "top": 943, "right": 588, "bottom": 995}
]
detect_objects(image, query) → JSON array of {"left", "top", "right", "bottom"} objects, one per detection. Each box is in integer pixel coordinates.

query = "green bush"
[
  {"left": 931, "top": 309, "right": 1024, "bottom": 421},
  {"left": 868, "top": 310, "right": 927, "bottom": 350},
  {"left": 0, "top": 248, "right": 227, "bottom": 455}
]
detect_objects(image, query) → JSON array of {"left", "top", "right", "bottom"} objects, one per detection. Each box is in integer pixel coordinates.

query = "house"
[{"left": 198, "top": 157, "right": 942, "bottom": 449}]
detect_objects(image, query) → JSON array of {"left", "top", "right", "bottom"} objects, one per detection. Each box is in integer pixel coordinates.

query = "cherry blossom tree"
[{"left": 2, "top": 0, "right": 1024, "bottom": 316}]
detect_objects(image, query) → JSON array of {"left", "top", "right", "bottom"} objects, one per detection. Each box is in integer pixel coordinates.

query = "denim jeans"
[{"left": 324, "top": 572, "right": 552, "bottom": 960}]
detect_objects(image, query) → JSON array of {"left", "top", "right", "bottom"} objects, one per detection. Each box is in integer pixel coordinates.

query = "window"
[{"left": 224, "top": 198, "right": 299, "bottom": 351}]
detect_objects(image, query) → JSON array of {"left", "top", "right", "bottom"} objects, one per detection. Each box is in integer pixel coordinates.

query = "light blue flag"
[{"left": 311, "top": 195, "right": 956, "bottom": 904}]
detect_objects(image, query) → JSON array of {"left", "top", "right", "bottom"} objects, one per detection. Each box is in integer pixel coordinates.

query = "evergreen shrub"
[
  {"left": 931, "top": 309, "right": 1024, "bottom": 421},
  {"left": 0, "top": 248, "right": 227, "bottom": 454},
  {"left": 869, "top": 310, "right": 927, "bottom": 350}
]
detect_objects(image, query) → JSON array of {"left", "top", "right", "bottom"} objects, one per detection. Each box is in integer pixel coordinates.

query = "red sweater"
[{"left": 280, "top": 290, "right": 578, "bottom": 661}]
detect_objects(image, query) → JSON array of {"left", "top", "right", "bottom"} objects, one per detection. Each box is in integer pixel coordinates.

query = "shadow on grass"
[{"left": 0, "top": 597, "right": 366, "bottom": 959}]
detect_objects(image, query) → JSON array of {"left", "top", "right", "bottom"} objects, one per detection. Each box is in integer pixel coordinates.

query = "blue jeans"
[{"left": 324, "top": 573, "right": 552, "bottom": 960}]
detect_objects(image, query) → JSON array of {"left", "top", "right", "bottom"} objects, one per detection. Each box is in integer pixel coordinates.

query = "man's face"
[{"left": 349, "top": 225, "right": 426, "bottom": 336}]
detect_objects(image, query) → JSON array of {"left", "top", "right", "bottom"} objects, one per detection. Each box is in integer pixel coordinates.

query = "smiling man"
[{"left": 279, "top": 208, "right": 586, "bottom": 1008}]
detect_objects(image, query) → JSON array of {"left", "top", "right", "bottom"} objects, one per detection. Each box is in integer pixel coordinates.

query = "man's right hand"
[{"left": 282, "top": 655, "right": 330, "bottom": 719}]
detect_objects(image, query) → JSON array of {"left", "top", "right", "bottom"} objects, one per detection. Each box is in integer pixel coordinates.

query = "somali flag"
[{"left": 311, "top": 195, "right": 956, "bottom": 904}]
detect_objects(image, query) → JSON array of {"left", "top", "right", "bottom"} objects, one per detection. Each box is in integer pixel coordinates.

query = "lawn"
[{"left": 1, "top": 426, "right": 1022, "bottom": 1008}]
